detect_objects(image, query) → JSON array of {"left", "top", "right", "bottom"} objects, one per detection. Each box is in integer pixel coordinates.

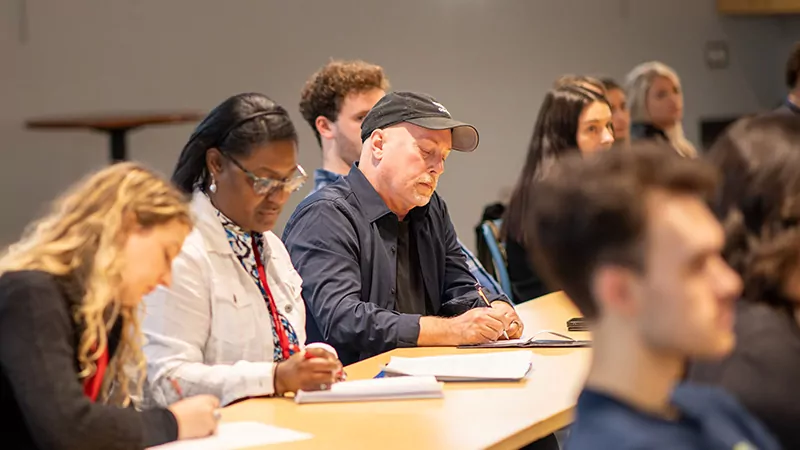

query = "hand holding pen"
[
  {"left": 167, "top": 378, "right": 221, "bottom": 440},
  {"left": 476, "top": 283, "right": 509, "bottom": 339},
  {"left": 476, "top": 283, "right": 524, "bottom": 340},
  {"left": 273, "top": 343, "right": 344, "bottom": 395}
]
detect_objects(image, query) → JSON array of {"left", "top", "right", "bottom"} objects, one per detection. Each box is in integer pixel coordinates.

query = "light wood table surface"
[{"left": 221, "top": 292, "right": 591, "bottom": 450}]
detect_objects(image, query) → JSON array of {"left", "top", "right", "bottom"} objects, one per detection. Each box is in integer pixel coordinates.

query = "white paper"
[
  {"left": 382, "top": 350, "right": 533, "bottom": 381},
  {"left": 295, "top": 375, "right": 443, "bottom": 404},
  {"left": 147, "top": 421, "right": 312, "bottom": 450}
]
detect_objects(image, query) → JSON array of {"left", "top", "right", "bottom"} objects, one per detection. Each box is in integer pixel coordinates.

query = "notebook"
[
  {"left": 380, "top": 350, "right": 533, "bottom": 381},
  {"left": 457, "top": 330, "right": 591, "bottom": 349},
  {"left": 294, "top": 375, "right": 443, "bottom": 404},
  {"left": 567, "top": 317, "right": 589, "bottom": 331}
]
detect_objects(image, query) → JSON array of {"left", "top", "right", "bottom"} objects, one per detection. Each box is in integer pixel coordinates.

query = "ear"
[
  {"left": 591, "top": 264, "right": 640, "bottom": 318},
  {"left": 205, "top": 148, "right": 225, "bottom": 178},
  {"left": 369, "top": 129, "right": 386, "bottom": 161},
  {"left": 315, "top": 116, "right": 336, "bottom": 141},
  {"left": 119, "top": 209, "right": 142, "bottom": 237}
]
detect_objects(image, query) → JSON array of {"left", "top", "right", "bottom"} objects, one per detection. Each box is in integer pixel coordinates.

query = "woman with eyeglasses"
[{"left": 142, "top": 93, "right": 343, "bottom": 408}]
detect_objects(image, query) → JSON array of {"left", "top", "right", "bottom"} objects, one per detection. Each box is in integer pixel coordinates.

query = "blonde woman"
[
  {"left": 625, "top": 61, "right": 698, "bottom": 158},
  {"left": 0, "top": 163, "right": 219, "bottom": 450}
]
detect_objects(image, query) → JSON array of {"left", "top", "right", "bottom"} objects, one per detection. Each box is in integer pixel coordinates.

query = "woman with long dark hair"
[
  {"left": 143, "top": 93, "right": 343, "bottom": 408},
  {"left": 503, "top": 85, "right": 614, "bottom": 302}
]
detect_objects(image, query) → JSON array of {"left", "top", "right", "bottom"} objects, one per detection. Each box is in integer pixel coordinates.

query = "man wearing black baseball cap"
[{"left": 283, "top": 91, "right": 522, "bottom": 365}]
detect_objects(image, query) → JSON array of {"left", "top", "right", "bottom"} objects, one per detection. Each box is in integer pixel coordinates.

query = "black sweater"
[
  {"left": 688, "top": 300, "right": 800, "bottom": 450},
  {"left": 504, "top": 236, "right": 552, "bottom": 303},
  {"left": 0, "top": 270, "right": 178, "bottom": 449}
]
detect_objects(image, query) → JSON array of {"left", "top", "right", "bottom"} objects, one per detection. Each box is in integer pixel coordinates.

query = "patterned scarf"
[{"left": 213, "top": 205, "right": 300, "bottom": 362}]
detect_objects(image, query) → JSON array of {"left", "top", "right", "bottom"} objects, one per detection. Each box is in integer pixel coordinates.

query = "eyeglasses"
[{"left": 221, "top": 152, "right": 307, "bottom": 196}]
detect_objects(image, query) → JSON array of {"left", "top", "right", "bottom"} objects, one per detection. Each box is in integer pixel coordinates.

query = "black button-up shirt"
[{"left": 282, "top": 164, "right": 509, "bottom": 364}]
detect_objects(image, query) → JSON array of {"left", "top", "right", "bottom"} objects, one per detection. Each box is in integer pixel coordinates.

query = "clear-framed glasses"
[{"left": 221, "top": 152, "right": 307, "bottom": 195}]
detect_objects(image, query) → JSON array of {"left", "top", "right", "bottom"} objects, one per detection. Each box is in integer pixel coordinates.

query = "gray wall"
[{"left": 2, "top": 0, "right": 799, "bottom": 250}]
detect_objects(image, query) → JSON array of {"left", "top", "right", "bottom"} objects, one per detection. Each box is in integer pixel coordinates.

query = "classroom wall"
[{"left": 1, "top": 0, "right": 799, "bottom": 250}]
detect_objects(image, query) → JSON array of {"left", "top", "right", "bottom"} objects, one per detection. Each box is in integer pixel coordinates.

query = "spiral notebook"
[
  {"left": 294, "top": 375, "right": 443, "bottom": 404},
  {"left": 457, "top": 330, "right": 591, "bottom": 349},
  {"left": 380, "top": 350, "right": 533, "bottom": 381}
]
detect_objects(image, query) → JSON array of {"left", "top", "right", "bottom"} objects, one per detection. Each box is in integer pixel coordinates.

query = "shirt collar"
[
  {"left": 211, "top": 199, "right": 262, "bottom": 243},
  {"left": 313, "top": 168, "right": 343, "bottom": 190},
  {"left": 190, "top": 192, "right": 262, "bottom": 255},
  {"left": 785, "top": 96, "right": 800, "bottom": 114},
  {"left": 346, "top": 163, "right": 431, "bottom": 223}
]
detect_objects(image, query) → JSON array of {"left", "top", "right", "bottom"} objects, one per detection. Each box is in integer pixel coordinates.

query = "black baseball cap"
[{"left": 360, "top": 91, "right": 479, "bottom": 152}]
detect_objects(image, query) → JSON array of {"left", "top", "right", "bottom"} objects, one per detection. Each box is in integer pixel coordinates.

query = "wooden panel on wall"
[{"left": 718, "top": 0, "right": 800, "bottom": 14}]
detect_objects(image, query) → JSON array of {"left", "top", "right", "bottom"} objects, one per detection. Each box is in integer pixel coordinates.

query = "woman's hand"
[{"left": 273, "top": 348, "right": 343, "bottom": 395}]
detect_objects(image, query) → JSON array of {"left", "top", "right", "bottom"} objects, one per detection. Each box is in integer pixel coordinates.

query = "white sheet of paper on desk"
[
  {"left": 147, "top": 421, "right": 312, "bottom": 450},
  {"left": 295, "top": 375, "right": 443, "bottom": 404},
  {"left": 382, "top": 350, "right": 533, "bottom": 381}
]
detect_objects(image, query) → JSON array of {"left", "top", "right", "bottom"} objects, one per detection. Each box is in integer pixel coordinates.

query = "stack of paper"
[
  {"left": 295, "top": 375, "right": 444, "bottom": 404},
  {"left": 147, "top": 422, "right": 312, "bottom": 449},
  {"left": 381, "top": 350, "right": 533, "bottom": 381}
]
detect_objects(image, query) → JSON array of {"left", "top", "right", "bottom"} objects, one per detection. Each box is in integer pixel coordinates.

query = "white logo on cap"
[{"left": 432, "top": 101, "right": 450, "bottom": 116}]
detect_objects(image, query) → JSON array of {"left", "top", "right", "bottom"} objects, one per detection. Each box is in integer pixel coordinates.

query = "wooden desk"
[
  {"left": 25, "top": 111, "right": 204, "bottom": 162},
  {"left": 221, "top": 292, "right": 591, "bottom": 450}
]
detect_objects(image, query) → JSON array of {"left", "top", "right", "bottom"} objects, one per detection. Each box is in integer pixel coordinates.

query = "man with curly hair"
[{"left": 299, "top": 60, "right": 389, "bottom": 193}]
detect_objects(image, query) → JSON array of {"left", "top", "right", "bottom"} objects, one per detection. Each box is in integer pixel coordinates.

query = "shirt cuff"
[
  {"left": 397, "top": 313, "right": 422, "bottom": 347},
  {"left": 222, "top": 361, "right": 277, "bottom": 406}
]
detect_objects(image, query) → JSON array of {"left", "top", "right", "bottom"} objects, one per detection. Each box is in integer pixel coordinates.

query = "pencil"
[
  {"left": 476, "top": 283, "right": 510, "bottom": 340},
  {"left": 168, "top": 377, "right": 184, "bottom": 400}
]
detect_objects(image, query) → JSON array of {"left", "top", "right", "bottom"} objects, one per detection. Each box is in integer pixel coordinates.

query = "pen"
[
  {"left": 170, "top": 377, "right": 222, "bottom": 422},
  {"left": 169, "top": 377, "right": 184, "bottom": 400},
  {"left": 304, "top": 343, "right": 347, "bottom": 381},
  {"left": 476, "top": 283, "right": 510, "bottom": 340}
]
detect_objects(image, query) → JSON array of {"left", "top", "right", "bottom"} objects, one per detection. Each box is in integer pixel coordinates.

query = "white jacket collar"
[
  {"left": 190, "top": 191, "right": 280, "bottom": 260},
  {"left": 191, "top": 192, "right": 233, "bottom": 255}
]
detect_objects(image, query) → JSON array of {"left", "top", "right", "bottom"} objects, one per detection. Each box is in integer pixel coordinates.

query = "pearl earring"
[{"left": 209, "top": 174, "right": 217, "bottom": 193}]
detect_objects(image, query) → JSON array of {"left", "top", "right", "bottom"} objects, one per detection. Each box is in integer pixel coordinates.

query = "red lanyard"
[
  {"left": 83, "top": 345, "right": 109, "bottom": 402},
  {"left": 251, "top": 235, "right": 294, "bottom": 360}
]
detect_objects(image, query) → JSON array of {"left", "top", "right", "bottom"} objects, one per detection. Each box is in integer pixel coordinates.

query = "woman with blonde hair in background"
[
  {"left": 625, "top": 61, "right": 697, "bottom": 158},
  {"left": 0, "top": 163, "right": 219, "bottom": 450}
]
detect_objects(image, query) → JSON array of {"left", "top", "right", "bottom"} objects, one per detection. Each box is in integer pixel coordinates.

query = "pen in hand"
[
  {"left": 169, "top": 377, "right": 222, "bottom": 422},
  {"left": 169, "top": 377, "right": 184, "bottom": 400},
  {"left": 476, "top": 283, "right": 510, "bottom": 340}
]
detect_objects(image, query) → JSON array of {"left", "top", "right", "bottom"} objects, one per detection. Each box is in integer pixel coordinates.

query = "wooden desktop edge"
[{"left": 487, "top": 409, "right": 574, "bottom": 450}]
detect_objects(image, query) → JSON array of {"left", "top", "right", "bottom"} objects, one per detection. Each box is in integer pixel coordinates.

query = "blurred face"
[
  {"left": 781, "top": 260, "right": 800, "bottom": 304},
  {"left": 333, "top": 88, "right": 386, "bottom": 168},
  {"left": 606, "top": 88, "right": 631, "bottom": 142},
  {"left": 375, "top": 123, "right": 452, "bottom": 216},
  {"left": 636, "top": 190, "right": 742, "bottom": 359},
  {"left": 120, "top": 219, "right": 190, "bottom": 307},
  {"left": 646, "top": 76, "right": 683, "bottom": 128},
  {"left": 209, "top": 140, "right": 299, "bottom": 232},
  {"left": 576, "top": 101, "right": 614, "bottom": 153}
]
